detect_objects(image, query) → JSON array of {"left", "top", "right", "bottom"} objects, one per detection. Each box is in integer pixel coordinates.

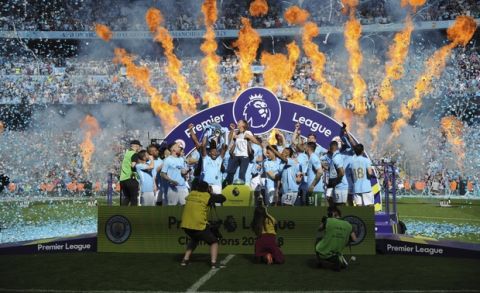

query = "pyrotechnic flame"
[
  {"left": 146, "top": 8, "right": 196, "bottom": 115},
  {"left": 113, "top": 48, "right": 179, "bottom": 131},
  {"left": 95, "top": 24, "right": 112, "bottom": 42},
  {"left": 440, "top": 116, "right": 465, "bottom": 165},
  {"left": 145, "top": 8, "right": 163, "bottom": 32},
  {"left": 261, "top": 41, "right": 312, "bottom": 107},
  {"left": 446, "top": 15, "right": 477, "bottom": 46},
  {"left": 299, "top": 19, "right": 345, "bottom": 118},
  {"left": 80, "top": 115, "right": 101, "bottom": 174},
  {"left": 390, "top": 16, "right": 477, "bottom": 139},
  {"left": 249, "top": 0, "right": 268, "bottom": 17},
  {"left": 401, "top": 0, "right": 426, "bottom": 11},
  {"left": 233, "top": 17, "right": 261, "bottom": 94},
  {"left": 372, "top": 15, "right": 414, "bottom": 139},
  {"left": 284, "top": 6, "right": 310, "bottom": 25},
  {"left": 261, "top": 52, "right": 289, "bottom": 93},
  {"left": 342, "top": 0, "right": 367, "bottom": 115},
  {"left": 200, "top": 0, "right": 222, "bottom": 107}
]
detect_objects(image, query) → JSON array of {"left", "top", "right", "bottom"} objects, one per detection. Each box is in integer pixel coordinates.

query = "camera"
[{"left": 208, "top": 220, "right": 223, "bottom": 239}]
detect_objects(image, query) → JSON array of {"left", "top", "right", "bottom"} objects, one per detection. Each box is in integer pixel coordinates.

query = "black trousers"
[
  {"left": 120, "top": 179, "right": 139, "bottom": 206},
  {"left": 225, "top": 156, "right": 250, "bottom": 184}
]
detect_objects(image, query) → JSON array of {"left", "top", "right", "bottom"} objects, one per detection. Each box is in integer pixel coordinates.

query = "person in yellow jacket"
[
  {"left": 180, "top": 180, "right": 226, "bottom": 268},
  {"left": 251, "top": 205, "right": 285, "bottom": 264}
]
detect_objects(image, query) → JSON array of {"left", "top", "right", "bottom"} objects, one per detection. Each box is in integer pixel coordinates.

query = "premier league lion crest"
[
  {"left": 233, "top": 87, "right": 281, "bottom": 134},
  {"left": 242, "top": 93, "right": 271, "bottom": 128}
]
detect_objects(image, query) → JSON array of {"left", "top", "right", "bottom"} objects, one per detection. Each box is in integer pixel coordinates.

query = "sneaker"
[
  {"left": 211, "top": 261, "right": 226, "bottom": 269},
  {"left": 180, "top": 259, "right": 189, "bottom": 266},
  {"left": 265, "top": 253, "right": 273, "bottom": 265}
]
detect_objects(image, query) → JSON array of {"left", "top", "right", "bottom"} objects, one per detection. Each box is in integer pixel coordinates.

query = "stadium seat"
[
  {"left": 45, "top": 183, "right": 55, "bottom": 192},
  {"left": 403, "top": 180, "right": 412, "bottom": 195},
  {"left": 465, "top": 181, "right": 474, "bottom": 196},
  {"left": 94, "top": 182, "right": 101, "bottom": 192},
  {"left": 77, "top": 183, "right": 85, "bottom": 192},
  {"left": 449, "top": 181, "right": 458, "bottom": 195},
  {"left": 414, "top": 181, "right": 426, "bottom": 195},
  {"left": 66, "top": 182, "right": 77, "bottom": 192}
]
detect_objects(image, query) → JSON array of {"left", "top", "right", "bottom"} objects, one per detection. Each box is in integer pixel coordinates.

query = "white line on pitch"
[
  {"left": 0, "top": 289, "right": 477, "bottom": 293},
  {"left": 186, "top": 254, "right": 235, "bottom": 293}
]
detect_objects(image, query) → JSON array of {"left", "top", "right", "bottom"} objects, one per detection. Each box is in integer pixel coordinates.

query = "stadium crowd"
[
  {"left": 0, "top": 44, "right": 478, "bottom": 106},
  {"left": 1, "top": 0, "right": 479, "bottom": 31}
]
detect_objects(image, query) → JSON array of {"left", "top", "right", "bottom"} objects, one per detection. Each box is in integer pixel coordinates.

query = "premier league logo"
[{"left": 233, "top": 87, "right": 281, "bottom": 134}]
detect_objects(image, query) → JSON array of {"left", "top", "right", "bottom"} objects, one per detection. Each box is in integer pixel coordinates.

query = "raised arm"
[
  {"left": 291, "top": 123, "right": 301, "bottom": 145},
  {"left": 267, "top": 144, "right": 288, "bottom": 163},
  {"left": 244, "top": 132, "right": 260, "bottom": 145},
  {"left": 188, "top": 123, "right": 202, "bottom": 150},
  {"left": 342, "top": 123, "right": 357, "bottom": 148}
]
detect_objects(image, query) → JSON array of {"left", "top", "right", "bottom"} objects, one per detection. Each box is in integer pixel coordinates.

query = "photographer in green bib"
[
  {"left": 119, "top": 140, "right": 142, "bottom": 206},
  {"left": 315, "top": 206, "right": 357, "bottom": 271}
]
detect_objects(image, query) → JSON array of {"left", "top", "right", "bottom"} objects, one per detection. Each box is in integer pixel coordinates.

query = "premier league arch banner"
[
  {"left": 97, "top": 87, "right": 379, "bottom": 255},
  {"left": 165, "top": 87, "right": 381, "bottom": 209}
]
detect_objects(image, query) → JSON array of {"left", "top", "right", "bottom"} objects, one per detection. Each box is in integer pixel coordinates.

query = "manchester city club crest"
[
  {"left": 233, "top": 87, "right": 281, "bottom": 134},
  {"left": 105, "top": 215, "right": 132, "bottom": 244},
  {"left": 343, "top": 215, "right": 367, "bottom": 246}
]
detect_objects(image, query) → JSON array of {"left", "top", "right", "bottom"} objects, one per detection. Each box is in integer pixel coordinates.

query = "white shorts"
[
  {"left": 140, "top": 191, "right": 156, "bottom": 206},
  {"left": 334, "top": 189, "right": 348, "bottom": 204},
  {"left": 281, "top": 192, "right": 298, "bottom": 206},
  {"left": 266, "top": 189, "right": 276, "bottom": 205},
  {"left": 354, "top": 191, "right": 374, "bottom": 206},
  {"left": 250, "top": 176, "right": 265, "bottom": 192},
  {"left": 166, "top": 186, "right": 189, "bottom": 206},
  {"left": 325, "top": 188, "right": 334, "bottom": 198},
  {"left": 155, "top": 190, "right": 162, "bottom": 203},
  {"left": 210, "top": 184, "right": 222, "bottom": 195}
]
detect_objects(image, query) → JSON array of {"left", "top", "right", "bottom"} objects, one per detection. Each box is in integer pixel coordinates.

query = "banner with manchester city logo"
[
  {"left": 165, "top": 87, "right": 382, "bottom": 210},
  {"left": 98, "top": 206, "right": 375, "bottom": 255}
]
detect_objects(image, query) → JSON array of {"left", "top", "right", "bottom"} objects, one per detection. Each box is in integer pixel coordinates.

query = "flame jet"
[
  {"left": 390, "top": 16, "right": 477, "bottom": 139},
  {"left": 146, "top": 8, "right": 197, "bottom": 115},
  {"left": 342, "top": 0, "right": 367, "bottom": 115},
  {"left": 249, "top": 0, "right": 268, "bottom": 17},
  {"left": 371, "top": 14, "right": 415, "bottom": 140},
  {"left": 200, "top": 0, "right": 222, "bottom": 107},
  {"left": 113, "top": 48, "right": 179, "bottom": 132},
  {"left": 232, "top": 18, "right": 261, "bottom": 95},
  {"left": 261, "top": 42, "right": 313, "bottom": 107},
  {"left": 285, "top": 6, "right": 348, "bottom": 121},
  {"left": 80, "top": 114, "right": 101, "bottom": 174},
  {"left": 95, "top": 24, "right": 112, "bottom": 42}
]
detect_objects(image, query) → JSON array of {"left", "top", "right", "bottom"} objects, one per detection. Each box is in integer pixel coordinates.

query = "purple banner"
[
  {"left": 0, "top": 233, "right": 97, "bottom": 255},
  {"left": 165, "top": 87, "right": 344, "bottom": 155}
]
